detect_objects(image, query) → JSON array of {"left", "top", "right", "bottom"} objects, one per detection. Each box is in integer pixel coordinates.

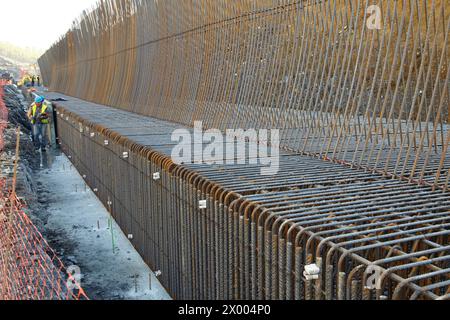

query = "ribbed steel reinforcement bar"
[
  {"left": 42, "top": 92, "right": 450, "bottom": 300},
  {"left": 37, "top": 0, "right": 450, "bottom": 300},
  {"left": 39, "top": 0, "right": 449, "bottom": 190}
]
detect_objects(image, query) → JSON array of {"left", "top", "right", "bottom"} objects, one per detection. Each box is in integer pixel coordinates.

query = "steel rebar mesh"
[
  {"left": 36, "top": 0, "right": 450, "bottom": 300},
  {"left": 39, "top": 0, "right": 449, "bottom": 191},
  {"left": 45, "top": 95, "right": 450, "bottom": 300}
]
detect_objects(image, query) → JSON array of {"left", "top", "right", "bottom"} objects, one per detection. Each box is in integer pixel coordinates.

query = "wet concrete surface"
[{"left": 28, "top": 148, "right": 171, "bottom": 300}]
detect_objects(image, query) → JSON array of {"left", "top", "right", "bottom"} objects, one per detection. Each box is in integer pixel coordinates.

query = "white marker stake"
[{"left": 199, "top": 200, "right": 207, "bottom": 210}]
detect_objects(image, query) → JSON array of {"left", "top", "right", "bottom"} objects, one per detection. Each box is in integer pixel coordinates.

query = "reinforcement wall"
[
  {"left": 54, "top": 101, "right": 450, "bottom": 300},
  {"left": 39, "top": 0, "right": 450, "bottom": 190},
  {"left": 38, "top": 0, "right": 450, "bottom": 300}
]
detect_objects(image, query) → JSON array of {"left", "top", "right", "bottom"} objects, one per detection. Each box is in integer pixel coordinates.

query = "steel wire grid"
[
  {"left": 36, "top": 0, "right": 450, "bottom": 301},
  {"left": 46, "top": 93, "right": 450, "bottom": 300},
  {"left": 39, "top": 0, "right": 449, "bottom": 191}
]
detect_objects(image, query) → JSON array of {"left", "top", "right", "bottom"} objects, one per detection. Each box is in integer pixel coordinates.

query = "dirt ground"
[
  {"left": 2, "top": 85, "right": 171, "bottom": 300},
  {"left": 31, "top": 150, "right": 171, "bottom": 300}
]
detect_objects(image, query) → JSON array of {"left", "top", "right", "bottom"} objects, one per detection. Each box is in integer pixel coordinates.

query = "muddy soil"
[{"left": 2, "top": 86, "right": 170, "bottom": 300}]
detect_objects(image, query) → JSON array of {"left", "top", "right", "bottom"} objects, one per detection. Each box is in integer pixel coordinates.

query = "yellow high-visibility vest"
[{"left": 31, "top": 103, "right": 49, "bottom": 124}]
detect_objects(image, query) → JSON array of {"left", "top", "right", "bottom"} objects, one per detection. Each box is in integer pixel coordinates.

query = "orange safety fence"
[{"left": 0, "top": 81, "right": 88, "bottom": 300}]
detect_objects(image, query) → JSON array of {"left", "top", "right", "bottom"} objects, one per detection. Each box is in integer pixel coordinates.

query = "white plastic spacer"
[
  {"left": 199, "top": 200, "right": 207, "bottom": 209},
  {"left": 153, "top": 172, "right": 161, "bottom": 181},
  {"left": 304, "top": 264, "right": 320, "bottom": 276},
  {"left": 304, "top": 264, "right": 320, "bottom": 280},
  {"left": 303, "top": 272, "right": 319, "bottom": 281}
]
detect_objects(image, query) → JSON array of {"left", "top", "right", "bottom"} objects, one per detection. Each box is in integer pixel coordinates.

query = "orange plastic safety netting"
[{"left": 0, "top": 81, "right": 88, "bottom": 300}]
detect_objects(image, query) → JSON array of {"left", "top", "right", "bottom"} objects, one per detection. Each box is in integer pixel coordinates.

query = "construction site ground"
[
  {"left": 33, "top": 150, "right": 171, "bottom": 300},
  {"left": 41, "top": 90, "right": 450, "bottom": 300},
  {"left": 2, "top": 85, "right": 170, "bottom": 300}
]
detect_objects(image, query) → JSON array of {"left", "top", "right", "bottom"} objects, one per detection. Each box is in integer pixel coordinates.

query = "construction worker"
[{"left": 27, "top": 96, "right": 50, "bottom": 152}]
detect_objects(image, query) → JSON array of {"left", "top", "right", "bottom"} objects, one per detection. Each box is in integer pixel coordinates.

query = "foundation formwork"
[
  {"left": 50, "top": 95, "right": 450, "bottom": 300},
  {"left": 38, "top": 0, "right": 450, "bottom": 300}
]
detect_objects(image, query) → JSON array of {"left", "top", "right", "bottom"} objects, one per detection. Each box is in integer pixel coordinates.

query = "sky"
[{"left": 0, "top": 0, "right": 99, "bottom": 51}]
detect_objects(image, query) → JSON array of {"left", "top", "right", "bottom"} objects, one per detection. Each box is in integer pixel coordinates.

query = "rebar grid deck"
[
  {"left": 39, "top": 0, "right": 450, "bottom": 191},
  {"left": 37, "top": 0, "right": 449, "bottom": 301},
  {"left": 45, "top": 92, "right": 450, "bottom": 300}
]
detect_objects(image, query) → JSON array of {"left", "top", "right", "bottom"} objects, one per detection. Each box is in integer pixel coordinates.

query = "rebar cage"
[{"left": 38, "top": 0, "right": 450, "bottom": 300}]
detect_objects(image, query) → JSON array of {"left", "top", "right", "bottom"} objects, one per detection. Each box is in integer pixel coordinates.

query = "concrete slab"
[{"left": 33, "top": 149, "right": 171, "bottom": 300}]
